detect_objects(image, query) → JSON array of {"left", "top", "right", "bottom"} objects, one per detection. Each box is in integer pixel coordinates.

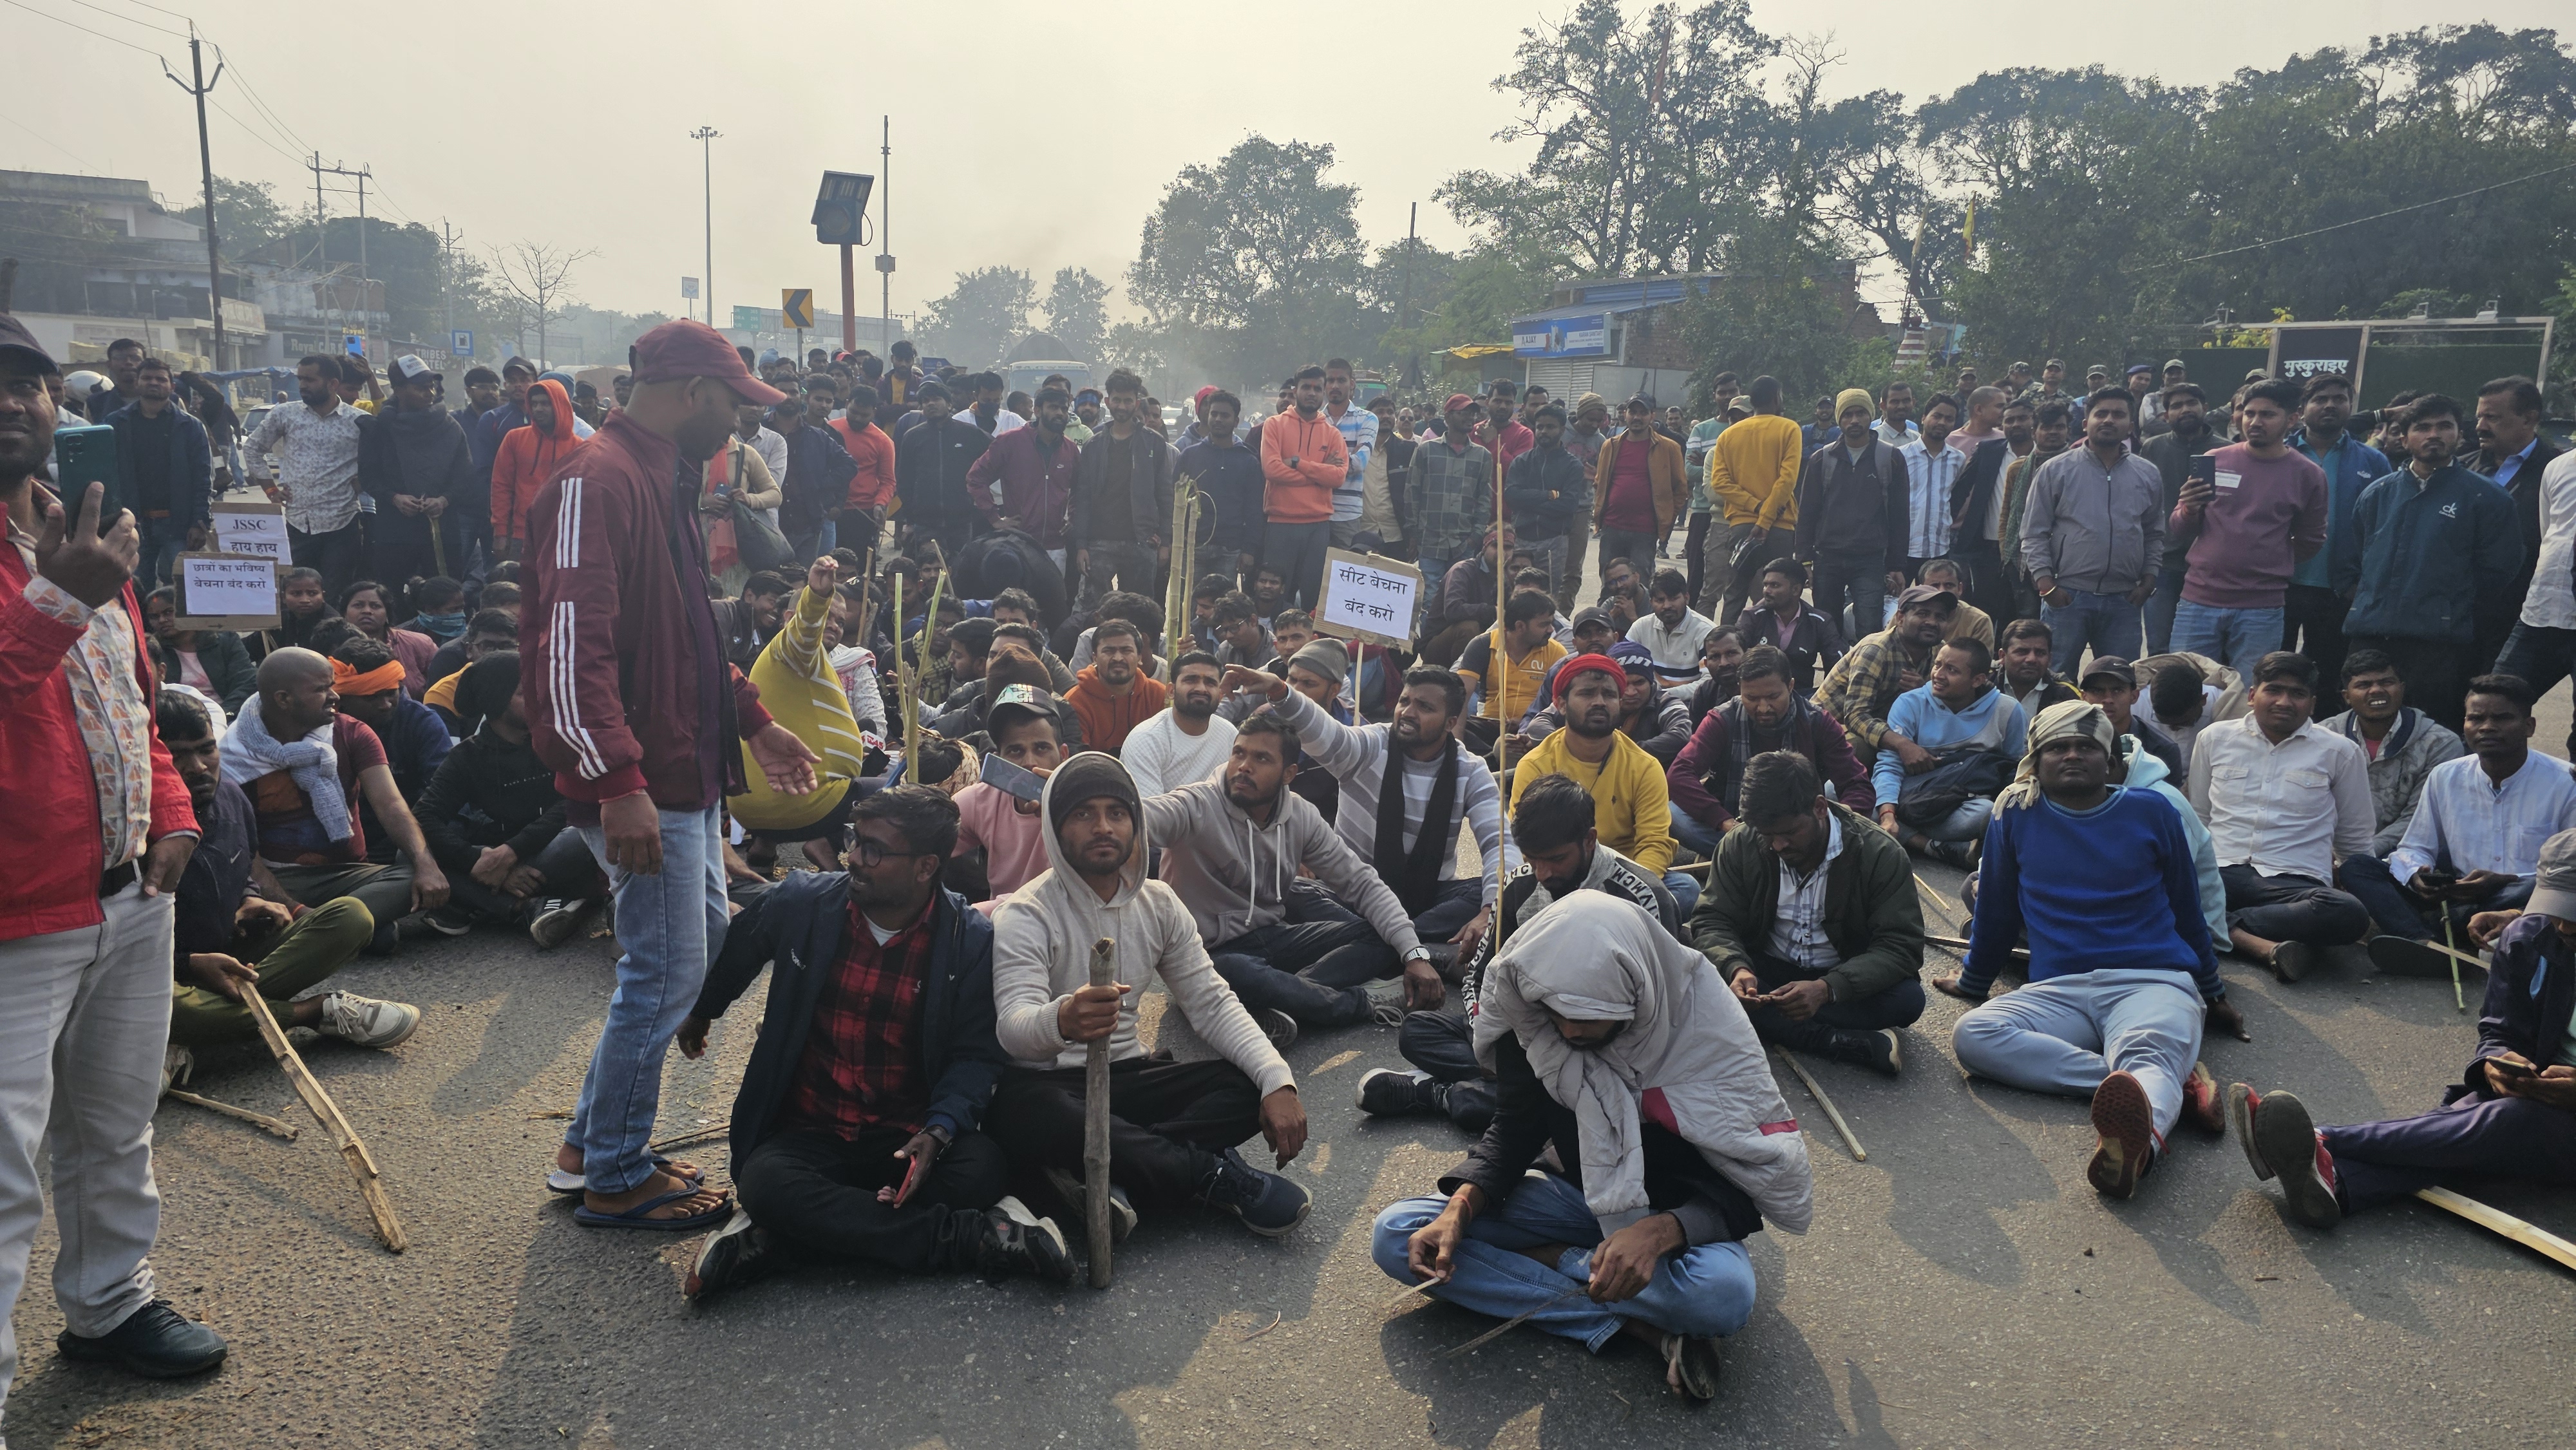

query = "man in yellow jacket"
[
  {"left": 1701, "top": 375, "right": 1804, "bottom": 621},
  {"left": 1508, "top": 652, "right": 1696, "bottom": 913},
  {"left": 1591, "top": 393, "right": 1688, "bottom": 581},
  {"left": 730, "top": 556, "right": 868, "bottom": 869}
]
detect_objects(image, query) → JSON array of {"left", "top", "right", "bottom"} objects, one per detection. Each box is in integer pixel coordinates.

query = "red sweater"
[
  {"left": 0, "top": 531, "right": 195, "bottom": 942},
  {"left": 1064, "top": 665, "right": 1169, "bottom": 756},
  {"left": 831, "top": 419, "right": 898, "bottom": 511}
]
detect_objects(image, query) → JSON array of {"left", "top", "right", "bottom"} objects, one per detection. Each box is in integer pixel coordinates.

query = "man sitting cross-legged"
[
  {"left": 1695, "top": 751, "right": 1926, "bottom": 1076},
  {"left": 2186, "top": 651, "right": 2374, "bottom": 983},
  {"left": 1224, "top": 662, "right": 1513, "bottom": 964},
  {"left": 1144, "top": 714, "right": 1439, "bottom": 1043},
  {"left": 2316, "top": 649, "right": 2461, "bottom": 858},
  {"left": 676, "top": 786, "right": 1072, "bottom": 1301},
  {"left": 2230, "top": 827, "right": 2576, "bottom": 1230},
  {"left": 986, "top": 753, "right": 1312, "bottom": 1241},
  {"left": 1666, "top": 645, "right": 1871, "bottom": 858},
  {"left": 1370, "top": 894, "right": 1813, "bottom": 1404},
  {"left": 412, "top": 653, "right": 609, "bottom": 948},
  {"left": 157, "top": 688, "right": 418, "bottom": 1072},
  {"left": 1360, "top": 774, "right": 1681, "bottom": 1136},
  {"left": 2337, "top": 673, "right": 2576, "bottom": 977},
  {"left": 1872, "top": 637, "right": 2028, "bottom": 870},
  {"left": 1942, "top": 701, "right": 2248, "bottom": 1198}
]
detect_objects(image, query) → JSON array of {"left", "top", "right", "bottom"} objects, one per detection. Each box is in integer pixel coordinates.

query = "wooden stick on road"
[
  {"left": 164, "top": 1089, "right": 299, "bottom": 1140},
  {"left": 1776, "top": 1050, "right": 1867, "bottom": 1163},
  {"left": 1084, "top": 936, "right": 1116, "bottom": 1289},
  {"left": 2443, "top": 915, "right": 2468, "bottom": 1013},
  {"left": 2414, "top": 1186, "right": 2576, "bottom": 1274},
  {"left": 237, "top": 990, "right": 407, "bottom": 1252}
]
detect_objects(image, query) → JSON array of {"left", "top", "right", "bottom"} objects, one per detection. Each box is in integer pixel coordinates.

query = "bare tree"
[{"left": 488, "top": 241, "right": 598, "bottom": 366}]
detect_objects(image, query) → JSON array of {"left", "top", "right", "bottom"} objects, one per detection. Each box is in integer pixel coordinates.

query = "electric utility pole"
[
  {"left": 692, "top": 126, "right": 720, "bottom": 328},
  {"left": 877, "top": 116, "right": 893, "bottom": 350},
  {"left": 164, "top": 27, "right": 227, "bottom": 368},
  {"left": 440, "top": 220, "right": 461, "bottom": 354}
]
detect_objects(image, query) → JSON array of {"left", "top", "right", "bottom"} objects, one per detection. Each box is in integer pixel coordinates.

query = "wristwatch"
[{"left": 1402, "top": 946, "right": 1434, "bottom": 967}]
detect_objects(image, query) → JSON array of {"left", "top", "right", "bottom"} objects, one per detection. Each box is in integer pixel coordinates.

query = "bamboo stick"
[
  {"left": 1776, "top": 1049, "right": 1866, "bottom": 1163},
  {"left": 2415, "top": 1186, "right": 2576, "bottom": 1273},
  {"left": 1084, "top": 937, "right": 1116, "bottom": 1288},
  {"left": 2443, "top": 914, "right": 2468, "bottom": 1013},
  {"left": 237, "top": 990, "right": 407, "bottom": 1252},
  {"left": 164, "top": 1089, "right": 298, "bottom": 1140}
]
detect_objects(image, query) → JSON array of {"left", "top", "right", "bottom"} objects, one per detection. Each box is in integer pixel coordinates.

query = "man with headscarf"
[
  {"left": 986, "top": 753, "right": 1311, "bottom": 1241},
  {"left": 1937, "top": 700, "right": 2247, "bottom": 1198},
  {"left": 1369, "top": 893, "right": 1812, "bottom": 1403}
]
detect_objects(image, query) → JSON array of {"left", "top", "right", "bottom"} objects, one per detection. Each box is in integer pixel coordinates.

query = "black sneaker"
[
  {"left": 1197, "top": 1147, "right": 1311, "bottom": 1238},
  {"left": 976, "top": 1196, "right": 1074, "bottom": 1283},
  {"left": 2249, "top": 1090, "right": 2344, "bottom": 1230},
  {"left": 1833, "top": 1029, "right": 1903, "bottom": 1077},
  {"left": 56, "top": 1300, "right": 226, "bottom": 1378},
  {"left": 683, "top": 1208, "right": 768, "bottom": 1302},
  {"left": 398, "top": 905, "right": 473, "bottom": 939},
  {"left": 1355, "top": 1068, "right": 1430, "bottom": 1116},
  {"left": 529, "top": 897, "right": 601, "bottom": 951},
  {"left": 2368, "top": 934, "right": 2454, "bottom": 979},
  {"left": 1043, "top": 1166, "right": 1137, "bottom": 1243},
  {"left": 2269, "top": 941, "right": 2313, "bottom": 983},
  {"left": 1254, "top": 1008, "right": 1299, "bottom": 1051}
]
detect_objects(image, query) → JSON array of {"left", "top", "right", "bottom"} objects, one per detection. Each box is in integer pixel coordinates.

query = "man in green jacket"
[{"left": 1690, "top": 751, "right": 1926, "bottom": 1075}]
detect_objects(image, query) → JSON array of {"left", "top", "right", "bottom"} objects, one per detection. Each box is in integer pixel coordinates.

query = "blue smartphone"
[{"left": 51, "top": 424, "right": 122, "bottom": 534}]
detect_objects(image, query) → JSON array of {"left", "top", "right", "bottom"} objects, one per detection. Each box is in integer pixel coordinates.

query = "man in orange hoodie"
[
  {"left": 1259, "top": 365, "right": 1348, "bottom": 610},
  {"left": 1063, "top": 618, "right": 1168, "bottom": 756},
  {"left": 489, "top": 378, "right": 585, "bottom": 560}
]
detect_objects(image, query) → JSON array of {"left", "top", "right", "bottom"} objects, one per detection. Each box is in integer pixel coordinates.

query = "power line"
[
  {"left": 205, "top": 96, "right": 305, "bottom": 167},
  {"left": 57, "top": 0, "right": 185, "bottom": 38},
  {"left": 2137, "top": 159, "right": 2576, "bottom": 271},
  {"left": 1, "top": 113, "right": 99, "bottom": 171},
  {"left": 209, "top": 44, "right": 316, "bottom": 160},
  {"left": 0, "top": 0, "right": 164, "bottom": 55}
]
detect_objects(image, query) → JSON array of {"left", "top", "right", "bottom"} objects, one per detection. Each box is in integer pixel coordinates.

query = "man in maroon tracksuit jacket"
[{"left": 524, "top": 321, "right": 820, "bottom": 1230}]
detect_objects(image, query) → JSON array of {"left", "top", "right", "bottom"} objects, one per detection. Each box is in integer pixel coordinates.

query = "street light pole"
[{"left": 692, "top": 126, "right": 721, "bottom": 331}]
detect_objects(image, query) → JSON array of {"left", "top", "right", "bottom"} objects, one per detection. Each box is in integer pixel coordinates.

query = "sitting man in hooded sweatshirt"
[
  {"left": 1222, "top": 661, "right": 1513, "bottom": 957},
  {"left": 987, "top": 753, "right": 1313, "bottom": 1241},
  {"left": 1873, "top": 637, "right": 2029, "bottom": 870},
  {"left": 1361, "top": 774, "right": 1681, "bottom": 1136},
  {"left": 1370, "top": 894, "right": 1814, "bottom": 1405},
  {"left": 674, "top": 786, "right": 1073, "bottom": 1301},
  {"left": 1143, "top": 714, "right": 1439, "bottom": 1042},
  {"left": 1941, "top": 701, "right": 2246, "bottom": 1199},
  {"left": 2228, "top": 826, "right": 2576, "bottom": 1232},
  {"left": 1694, "top": 751, "right": 1924, "bottom": 1076}
]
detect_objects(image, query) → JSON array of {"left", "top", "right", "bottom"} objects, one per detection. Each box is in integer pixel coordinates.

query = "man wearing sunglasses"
[{"left": 676, "top": 784, "right": 1074, "bottom": 1300}]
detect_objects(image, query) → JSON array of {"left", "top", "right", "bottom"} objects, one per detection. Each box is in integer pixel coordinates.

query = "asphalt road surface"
[{"left": 12, "top": 569, "right": 2576, "bottom": 1448}]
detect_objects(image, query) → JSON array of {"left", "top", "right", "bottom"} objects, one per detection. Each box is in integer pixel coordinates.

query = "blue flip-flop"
[
  {"left": 572, "top": 1184, "right": 733, "bottom": 1232},
  {"left": 547, "top": 1154, "right": 702, "bottom": 1197}
]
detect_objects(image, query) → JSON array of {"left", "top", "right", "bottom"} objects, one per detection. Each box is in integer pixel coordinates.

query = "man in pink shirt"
[
  {"left": 951, "top": 686, "right": 1062, "bottom": 903},
  {"left": 2167, "top": 376, "right": 2328, "bottom": 681}
]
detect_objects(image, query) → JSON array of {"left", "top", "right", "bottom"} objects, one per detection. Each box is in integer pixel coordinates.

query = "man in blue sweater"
[
  {"left": 1938, "top": 701, "right": 2248, "bottom": 1198},
  {"left": 1873, "top": 638, "right": 2027, "bottom": 870}
]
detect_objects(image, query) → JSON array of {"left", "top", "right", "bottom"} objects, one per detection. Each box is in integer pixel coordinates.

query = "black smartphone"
[
  {"left": 2488, "top": 1057, "right": 2537, "bottom": 1080},
  {"left": 2186, "top": 455, "right": 2217, "bottom": 489},
  {"left": 51, "top": 424, "right": 122, "bottom": 535},
  {"left": 978, "top": 752, "right": 1047, "bottom": 804}
]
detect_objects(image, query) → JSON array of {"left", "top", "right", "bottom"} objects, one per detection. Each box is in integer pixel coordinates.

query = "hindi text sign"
[
  {"left": 210, "top": 501, "right": 287, "bottom": 562},
  {"left": 175, "top": 552, "right": 281, "bottom": 630},
  {"left": 1315, "top": 548, "right": 1421, "bottom": 649}
]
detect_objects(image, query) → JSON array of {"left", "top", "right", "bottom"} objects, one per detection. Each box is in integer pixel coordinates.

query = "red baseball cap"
[
  {"left": 1443, "top": 392, "right": 1477, "bottom": 414},
  {"left": 629, "top": 319, "right": 788, "bottom": 406}
]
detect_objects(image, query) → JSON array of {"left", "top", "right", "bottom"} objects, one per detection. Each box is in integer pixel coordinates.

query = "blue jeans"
[
  {"left": 1662, "top": 870, "right": 1701, "bottom": 917},
  {"left": 2145, "top": 564, "right": 2187, "bottom": 655},
  {"left": 1810, "top": 554, "right": 1886, "bottom": 648},
  {"left": 1920, "top": 798, "right": 1993, "bottom": 842},
  {"left": 2170, "top": 599, "right": 2284, "bottom": 685},
  {"left": 573, "top": 804, "right": 728, "bottom": 1195},
  {"left": 1370, "top": 1171, "right": 1757, "bottom": 1350},
  {"left": 1410, "top": 878, "right": 1487, "bottom": 945},
  {"left": 2041, "top": 588, "right": 2142, "bottom": 675},
  {"left": 1951, "top": 968, "right": 2204, "bottom": 1144},
  {"left": 1416, "top": 554, "right": 1455, "bottom": 627},
  {"left": 139, "top": 514, "right": 191, "bottom": 587},
  {"left": 1671, "top": 811, "right": 1725, "bottom": 859}
]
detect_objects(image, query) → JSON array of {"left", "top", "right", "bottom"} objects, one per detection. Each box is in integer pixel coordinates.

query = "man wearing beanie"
[
  {"left": 988, "top": 754, "right": 1313, "bottom": 1239},
  {"left": 1792, "top": 388, "right": 1908, "bottom": 640},
  {"left": 1510, "top": 650, "right": 1693, "bottom": 912}
]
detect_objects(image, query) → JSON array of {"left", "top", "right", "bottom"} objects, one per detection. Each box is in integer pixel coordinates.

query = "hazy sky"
[{"left": 10, "top": 1, "right": 2564, "bottom": 331}]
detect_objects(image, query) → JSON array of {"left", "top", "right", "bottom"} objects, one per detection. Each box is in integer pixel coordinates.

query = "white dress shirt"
[
  {"left": 2186, "top": 714, "right": 2374, "bottom": 883},
  {"left": 2388, "top": 751, "right": 2576, "bottom": 883},
  {"left": 241, "top": 399, "right": 365, "bottom": 534},
  {"left": 2521, "top": 451, "right": 2576, "bottom": 631},
  {"left": 1767, "top": 813, "right": 1846, "bottom": 972}
]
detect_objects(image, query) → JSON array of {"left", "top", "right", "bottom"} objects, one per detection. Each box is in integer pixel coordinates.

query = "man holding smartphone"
[
  {"left": 2230, "top": 827, "right": 2576, "bottom": 1229},
  {"left": 676, "top": 785, "right": 1072, "bottom": 1301}
]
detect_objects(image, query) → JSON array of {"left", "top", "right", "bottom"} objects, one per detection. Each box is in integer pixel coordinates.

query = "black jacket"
[
  {"left": 696, "top": 874, "right": 1009, "bottom": 1160},
  {"left": 1792, "top": 437, "right": 1907, "bottom": 570},
  {"left": 895, "top": 415, "right": 994, "bottom": 528},
  {"left": 1070, "top": 426, "right": 1177, "bottom": 547},
  {"left": 775, "top": 420, "right": 860, "bottom": 533},
  {"left": 2456, "top": 912, "right": 2576, "bottom": 1106},
  {"left": 2470, "top": 433, "right": 2564, "bottom": 612},
  {"left": 151, "top": 629, "right": 258, "bottom": 714},
  {"left": 1503, "top": 442, "right": 1589, "bottom": 538},
  {"left": 1942, "top": 437, "right": 2015, "bottom": 554},
  {"left": 1732, "top": 603, "right": 1843, "bottom": 693},
  {"left": 413, "top": 724, "right": 570, "bottom": 877},
  {"left": 355, "top": 406, "right": 475, "bottom": 540}
]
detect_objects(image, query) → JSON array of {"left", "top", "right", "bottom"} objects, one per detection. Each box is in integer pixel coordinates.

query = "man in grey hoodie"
[
  {"left": 1144, "top": 713, "right": 1441, "bottom": 1042},
  {"left": 986, "top": 753, "right": 1313, "bottom": 1238}
]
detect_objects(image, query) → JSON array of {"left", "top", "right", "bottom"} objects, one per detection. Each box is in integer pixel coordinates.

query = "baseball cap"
[
  {"left": 987, "top": 683, "right": 1057, "bottom": 737},
  {"left": 2125, "top": 362, "right": 2153, "bottom": 377},
  {"left": 1570, "top": 605, "right": 1613, "bottom": 632},
  {"left": 2079, "top": 656, "right": 2137, "bottom": 689},
  {"left": 1894, "top": 583, "right": 1956, "bottom": 615},
  {"left": 629, "top": 319, "right": 788, "bottom": 406},
  {"left": 2163, "top": 358, "right": 2186, "bottom": 372},
  {"left": 389, "top": 354, "right": 440, "bottom": 386},
  {"left": 1625, "top": 393, "right": 1658, "bottom": 412},
  {"left": 1606, "top": 640, "right": 1658, "bottom": 678},
  {"left": 1443, "top": 392, "right": 1477, "bottom": 414},
  {"left": 2529, "top": 829, "right": 2576, "bottom": 920},
  {"left": 0, "top": 314, "right": 58, "bottom": 375}
]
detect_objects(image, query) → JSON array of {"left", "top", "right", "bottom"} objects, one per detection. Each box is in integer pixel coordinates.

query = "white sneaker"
[
  {"left": 1363, "top": 978, "right": 1409, "bottom": 1026},
  {"left": 528, "top": 897, "right": 601, "bottom": 951},
  {"left": 316, "top": 991, "right": 421, "bottom": 1049},
  {"left": 160, "top": 1044, "right": 195, "bottom": 1095}
]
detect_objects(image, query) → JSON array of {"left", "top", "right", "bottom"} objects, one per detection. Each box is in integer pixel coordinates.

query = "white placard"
[
  {"left": 1316, "top": 547, "right": 1423, "bottom": 648},
  {"left": 177, "top": 553, "right": 280, "bottom": 626},
  {"left": 211, "top": 505, "right": 287, "bottom": 561}
]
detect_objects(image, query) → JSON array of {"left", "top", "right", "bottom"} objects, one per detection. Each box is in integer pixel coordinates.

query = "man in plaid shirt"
[
  {"left": 1407, "top": 394, "right": 1495, "bottom": 624},
  {"left": 677, "top": 786, "right": 1074, "bottom": 1300},
  {"left": 1814, "top": 585, "right": 1956, "bottom": 764}
]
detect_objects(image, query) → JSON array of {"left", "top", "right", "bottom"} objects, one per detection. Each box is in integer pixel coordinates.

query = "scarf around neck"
[{"left": 1375, "top": 738, "right": 1461, "bottom": 916}]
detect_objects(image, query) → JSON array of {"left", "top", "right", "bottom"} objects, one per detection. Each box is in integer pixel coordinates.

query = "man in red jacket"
[
  {"left": 0, "top": 314, "right": 225, "bottom": 1397},
  {"left": 524, "top": 320, "right": 821, "bottom": 1232}
]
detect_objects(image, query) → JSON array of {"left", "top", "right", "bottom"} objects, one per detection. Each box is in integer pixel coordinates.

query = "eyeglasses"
[{"left": 850, "top": 838, "right": 933, "bottom": 869}]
